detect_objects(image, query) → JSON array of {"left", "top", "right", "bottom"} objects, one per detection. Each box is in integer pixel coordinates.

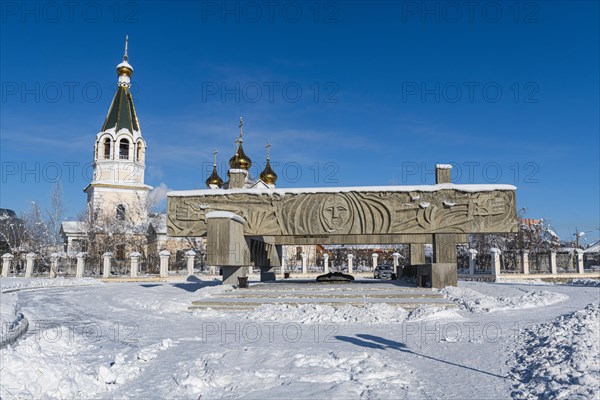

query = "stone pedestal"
[
  {"left": 416, "top": 263, "right": 457, "bottom": 288},
  {"left": 491, "top": 248, "right": 501, "bottom": 277},
  {"left": 347, "top": 254, "right": 354, "bottom": 274},
  {"left": 575, "top": 249, "right": 584, "bottom": 274},
  {"left": 159, "top": 250, "right": 171, "bottom": 278},
  {"left": 323, "top": 254, "right": 329, "bottom": 273},
  {"left": 2, "top": 253, "right": 14, "bottom": 277},
  {"left": 468, "top": 249, "right": 478, "bottom": 275},
  {"left": 102, "top": 252, "right": 113, "bottom": 278},
  {"left": 76, "top": 252, "right": 86, "bottom": 278},
  {"left": 25, "top": 253, "right": 36, "bottom": 278},
  {"left": 521, "top": 250, "right": 530, "bottom": 275},
  {"left": 130, "top": 252, "right": 141, "bottom": 278},
  {"left": 185, "top": 250, "right": 196, "bottom": 276},
  {"left": 49, "top": 253, "right": 60, "bottom": 278},
  {"left": 281, "top": 247, "right": 288, "bottom": 273},
  {"left": 372, "top": 253, "right": 378, "bottom": 270},
  {"left": 550, "top": 251, "right": 557, "bottom": 275},
  {"left": 301, "top": 253, "right": 308, "bottom": 274},
  {"left": 392, "top": 252, "right": 400, "bottom": 275}
]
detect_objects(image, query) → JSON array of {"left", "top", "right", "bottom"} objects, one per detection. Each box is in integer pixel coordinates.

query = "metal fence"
[
  {"left": 529, "top": 252, "right": 550, "bottom": 274},
  {"left": 501, "top": 252, "right": 520, "bottom": 273}
]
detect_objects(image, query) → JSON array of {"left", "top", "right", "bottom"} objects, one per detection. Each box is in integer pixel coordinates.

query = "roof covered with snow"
[
  {"left": 168, "top": 183, "right": 517, "bottom": 197},
  {"left": 584, "top": 241, "right": 600, "bottom": 253},
  {"left": 60, "top": 221, "right": 86, "bottom": 234}
]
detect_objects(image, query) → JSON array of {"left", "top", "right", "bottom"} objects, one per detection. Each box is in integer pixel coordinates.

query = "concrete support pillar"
[
  {"left": 205, "top": 211, "right": 251, "bottom": 285},
  {"left": 323, "top": 254, "right": 329, "bottom": 273},
  {"left": 2, "top": 253, "right": 14, "bottom": 277},
  {"left": 430, "top": 234, "right": 458, "bottom": 287},
  {"left": 102, "top": 252, "right": 113, "bottom": 278},
  {"left": 392, "top": 252, "right": 400, "bottom": 274},
  {"left": 347, "top": 254, "right": 354, "bottom": 274},
  {"left": 185, "top": 250, "right": 196, "bottom": 276},
  {"left": 468, "top": 249, "right": 478, "bottom": 275},
  {"left": 409, "top": 244, "right": 425, "bottom": 265},
  {"left": 372, "top": 253, "right": 378, "bottom": 270},
  {"left": 491, "top": 248, "right": 501, "bottom": 277},
  {"left": 76, "top": 252, "right": 86, "bottom": 278},
  {"left": 25, "top": 252, "right": 36, "bottom": 278},
  {"left": 521, "top": 250, "right": 530, "bottom": 275},
  {"left": 575, "top": 249, "right": 584, "bottom": 274},
  {"left": 433, "top": 234, "right": 457, "bottom": 263},
  {"left": 129, "top": 252, "right": 141, "bottom": 278},
  {"left": 210, "top": 265, "right": 217, "bottom": 275},
  {"left": 550, "top": 251, "right": 557, "bottom": 275},
  {"left": 49, "top": 253, "right": 60, "bottom": 278},
  {"left": 301, "top": 253, "right": 308, "bottom": 274},
  {"left": 159, "top": 250, "right": 171, "bottom": 278}
]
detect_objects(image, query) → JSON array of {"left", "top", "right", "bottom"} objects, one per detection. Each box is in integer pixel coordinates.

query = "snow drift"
[
  {"left": 511, "top": 303, "right": 600, "bottom": 399},
  {"left": 441, "top": 286, "right": 568, "bottom": 313}
]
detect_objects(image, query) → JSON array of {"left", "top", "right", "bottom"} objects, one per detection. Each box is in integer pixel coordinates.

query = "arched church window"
[
  {"left": 103, "top": 138, "right": 111, "bottom": 159},
  {"left": 119, "top": 139, "right": 129, "bottom": 160},
  {"left": 136, "top": 141, "right": 143, "bottom": 162},
  {"left": 116, "top": 204, "right": 126, "bottom": 221}
]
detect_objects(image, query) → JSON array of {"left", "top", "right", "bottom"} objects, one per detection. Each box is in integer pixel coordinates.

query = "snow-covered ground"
[{"left": 0, "top": 277, "right": 598, "bottom": 399}]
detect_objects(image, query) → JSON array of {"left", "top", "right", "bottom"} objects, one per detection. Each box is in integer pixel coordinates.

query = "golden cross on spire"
[
  {"left": 266, "top": 142, "right": 271, "bottom": 161},
  {"left": 213, "top": 147, "right": 218, "bottom": 166},
  {"left": 239, "top": 116, "right": 244, "bottom": 142},
  {"left": 124, "top": 35, "right": 129, "bottom": 61}
]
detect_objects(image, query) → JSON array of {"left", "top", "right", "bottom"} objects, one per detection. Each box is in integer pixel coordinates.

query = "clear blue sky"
[{"left": 1, "top": 1, "right": 598, "bottom": 244}]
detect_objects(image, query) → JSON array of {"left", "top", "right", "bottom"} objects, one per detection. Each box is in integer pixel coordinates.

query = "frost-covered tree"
[{"left": 45, "top": 181, "right": 65, "bottom": 248}]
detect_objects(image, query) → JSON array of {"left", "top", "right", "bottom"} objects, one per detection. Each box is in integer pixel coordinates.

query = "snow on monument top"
[{"left": 168, "top": 183, "right": 517, "bottom": 197}]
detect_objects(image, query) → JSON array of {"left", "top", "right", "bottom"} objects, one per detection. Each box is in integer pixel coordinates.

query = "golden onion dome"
[
  {"left": 260, "top": 159, "right": 277, "bottom": 185},
  {"left": 205, "top": 165, "right": 223, "bottom": 188},
  {"left": 229, "top": 142, "right": 252, "bottom": 170},
  {"left": 116, "top": 61, "right": 133, "bottom": 77}
]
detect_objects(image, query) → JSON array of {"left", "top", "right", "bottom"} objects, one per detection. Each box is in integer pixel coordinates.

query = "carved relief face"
[{"left": 321, "top": 195, "right": 351, "bottom": 233}]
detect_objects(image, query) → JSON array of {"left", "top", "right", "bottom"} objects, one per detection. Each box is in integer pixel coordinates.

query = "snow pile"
[
  {"left": 0, "top": 333, "right": 174, "bottom": 399},
  {"left": 0, "top": 292, "right": 28, "bottom": 347},
  {"left": 511, "top": 303, "right": 600, "bottom": 399},
  {"left": 245, "top": 303, "right": 459, "bottom": 324},
  {"left": 0, "top": 333, "right": 100, "bottom": 398},
  {"left": 96, "top": 339, "right": 173, "bottom": 386},
  {"left": 173, "top": 348, "right": 416, "bottom": 399},
  {"left": 247, "top": 303, "right": 409, "bottom": 324},
  {"left": 405, "top": 305, "right": 463, "bottom": 321},
  {"left": 195, "top": 283, "right": 234, "bottom": 298},
  {"left": 566, "top": 278, "right": 600, "bottom": 287},
  {"left": 0, "top": 277, "right": 102, "bottom": 293},
  {"left": 120, "top": 296, "right": 191, "bottom": 313},
  {"left": 442, "top": 286, "right": 568, "bottom": 313}
]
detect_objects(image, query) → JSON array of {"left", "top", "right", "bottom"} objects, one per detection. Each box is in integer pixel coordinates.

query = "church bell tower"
[{"left": 84, "top": 36, "right": 151, "bottom": 224}]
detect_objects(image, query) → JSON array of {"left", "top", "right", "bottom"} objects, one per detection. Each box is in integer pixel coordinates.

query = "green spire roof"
[{"left": 101, "top": 86, "right": 140, "bottom": 133}]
